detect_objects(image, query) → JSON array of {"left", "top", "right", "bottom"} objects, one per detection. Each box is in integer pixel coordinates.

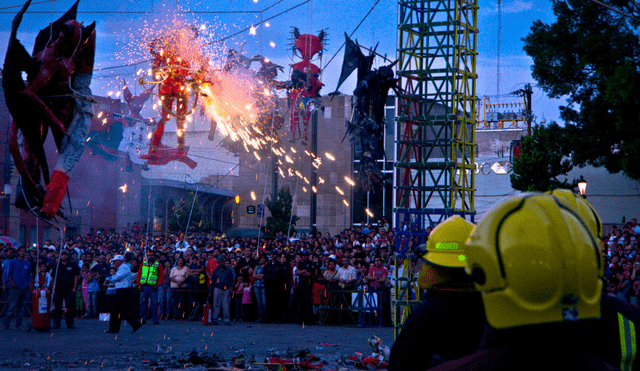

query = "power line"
[
  {"left": 589, "top": 0, "right": 640, "bottom": 24},
  {"left": 0, "top": 0, "right": 60, "bottom": 11},
  {"left": 91, "top": 0, "right": 307, "bottom": 72},
  {"left": 322, "top": 0, "right": 382, "bottom": 71},
  {"left": 203, "top": 0, "right": 311, "bottom": 46}
]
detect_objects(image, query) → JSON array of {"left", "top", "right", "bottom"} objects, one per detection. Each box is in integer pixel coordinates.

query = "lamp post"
[{"left": 577, "top": 175, "right": 587, "bottom": 198}]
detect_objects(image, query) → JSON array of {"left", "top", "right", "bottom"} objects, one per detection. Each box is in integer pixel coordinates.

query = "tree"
[
  {"left": 167, "top": 191, "right": 206, "bottom": 233},
  {"left": 510, "top": 123, "right": 575, "bottom": 191},
  {"left": 264, "top": 186, "right": 299, "bottom": 237},
  {"left": 523, "top": 0, "right": 640, "bottom": 180}
]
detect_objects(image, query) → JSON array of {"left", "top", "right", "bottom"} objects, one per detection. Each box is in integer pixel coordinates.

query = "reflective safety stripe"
[{"left": 618, "top": 312, "right": 637, "bottom": 371}]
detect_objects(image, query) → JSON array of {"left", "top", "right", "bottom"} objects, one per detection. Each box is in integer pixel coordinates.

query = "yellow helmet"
[
  {"left": 547, "top": 189, "right": 603, "bottom": 242},
  {"left": 418, "top": 216, "right": 475, "bottom": 290},
  {"left": 465, "top": 194, "right": 603, "bottom": 329}
]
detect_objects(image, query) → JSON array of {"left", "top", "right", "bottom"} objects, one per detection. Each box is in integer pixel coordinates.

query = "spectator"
[
  {"left": 294, "top": 252, "right": 315, "bottom": 325},
  {"left": 1, "top": 248, "right": 16, "bottom": 320},
  {"left": 105, "top": 255, "right": 141, "bottom": 334},
  {"left": 241, "top": 278, "right": 253, "bottom": 322},
  {"left": 84, "top": 268, "right": 100, "bottom": 319},
  {"left": 337, "top": 256, "right": 357, "bottom": 290},
  {"left": 35, "top": 261, "right": 51, "bottom": 289},
  {"left": 170, "top": 257, "right": 188, "bottom": 320},
  {"left": 51, "top": 249, "right": 80, "bottom": 329},
  {"left": 1, "top": 247, "right": 32, "bottom": 330},
  {"left": 253, "top": 255, "right": 267, "bottom": 323},
  {"left": 79, "top": 264, "right": 91, "bottom": 316},
  {"left": 233, "top": 276, "right": 245, "bottom": 321},
  {"left": 236, "top": 247, "right": 257, "bottom": 280},
  {"left": 615, "top": 270, "right": 631, "bottom": 302},
  {"left": 158, "top": 260, "right": 172, "bottom": 320},
  {"left": 210, "top": 256, "right": 234, "bottom": 325},
  {"left": 186, "top": 254, "right": 204, "bottom": 320}
]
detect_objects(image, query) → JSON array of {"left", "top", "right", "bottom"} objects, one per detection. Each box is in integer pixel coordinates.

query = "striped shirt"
[{"left": 112, "top": 263, "right": 133, "bottom": 289}]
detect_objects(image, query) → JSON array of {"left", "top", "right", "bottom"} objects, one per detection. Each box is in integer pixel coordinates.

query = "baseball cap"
[{"left": 111, "top": 255, "right": 124, "bottom": 262}]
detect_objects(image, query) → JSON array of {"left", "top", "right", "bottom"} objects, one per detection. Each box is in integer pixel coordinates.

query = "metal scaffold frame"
[{"left": 392, "top": 0, "right": 478, "bottom": 339}]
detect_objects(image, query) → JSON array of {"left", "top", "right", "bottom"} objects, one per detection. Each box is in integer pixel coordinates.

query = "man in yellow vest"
[{"left": 136, "top": 255, "right": 164, "bottom": 325}]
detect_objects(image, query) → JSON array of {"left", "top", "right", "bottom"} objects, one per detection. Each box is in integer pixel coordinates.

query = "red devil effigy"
[
  {"left": 3, "top": 0, "right": 96, "bottom": 220},
  {"left": 288, "top": 28, "right": 325, "bottom": 145},
  {"left": 139, "top": 26, "right": 207, "bottom": 169}
]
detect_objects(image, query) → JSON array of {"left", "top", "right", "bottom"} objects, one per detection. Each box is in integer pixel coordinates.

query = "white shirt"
[
  {"left": 112, "top": 263, "right": 133, "bottom": 289},
  {"left": 337, "top": 265, "right": 358, "bottom": 282}
]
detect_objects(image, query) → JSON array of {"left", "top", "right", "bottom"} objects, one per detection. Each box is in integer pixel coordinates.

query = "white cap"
[{"left": 111, "top": 255, "right": 125, "bottom": 262}]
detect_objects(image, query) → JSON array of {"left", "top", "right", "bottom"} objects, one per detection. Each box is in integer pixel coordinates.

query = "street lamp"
[{"left": 577, "top": 175, "right": 587, "bottom": 198}]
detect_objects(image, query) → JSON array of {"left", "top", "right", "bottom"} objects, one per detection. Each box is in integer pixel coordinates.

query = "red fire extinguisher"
[
  {"left": 30, "top": 288, "right": 51, "bottom": 332},
  {"left": 203, "top": 304, "right": 212, "bottom": 325}
]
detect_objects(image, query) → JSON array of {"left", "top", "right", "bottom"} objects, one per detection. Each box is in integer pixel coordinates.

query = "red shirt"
[
  {"left": 368, "top": 266, "right": 388, "bottom": 289},
  {"left": 206, "top": 258, "right": 218, "bottom": 284}
]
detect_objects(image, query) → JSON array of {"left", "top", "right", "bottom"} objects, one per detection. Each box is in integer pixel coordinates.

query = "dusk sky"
[{"left": 0, "top": 0, "right": 563, "bottom": 124}]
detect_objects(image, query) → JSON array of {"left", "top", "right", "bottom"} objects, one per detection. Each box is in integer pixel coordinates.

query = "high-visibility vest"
[
  {"left": 140, "top": 261, "right": 159, "bottom": 286},
  {"left": 618, "top": 312, "right": 637, "bottom": 371}
]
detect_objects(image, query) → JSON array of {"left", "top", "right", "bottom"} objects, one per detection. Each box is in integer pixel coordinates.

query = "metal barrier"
[{"left": 318, "top": 288, "right": 385, "bottom": 327}]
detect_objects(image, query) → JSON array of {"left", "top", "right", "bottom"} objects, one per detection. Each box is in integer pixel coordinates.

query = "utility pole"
[
  {"left": 524, "top": 83, "right": 533, "bottom": 136},
  {"left": 310, "top": 111, "right": 318, "bottom": 233}
]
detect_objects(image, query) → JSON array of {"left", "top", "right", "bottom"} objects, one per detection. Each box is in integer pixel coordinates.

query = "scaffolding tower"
[{"left": 393, "top": 0, "right": 478, "bottom": 339}]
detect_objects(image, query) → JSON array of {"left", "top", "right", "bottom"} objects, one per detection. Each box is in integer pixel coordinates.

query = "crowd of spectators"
[
  {"left": 0, "top": 218, "right": 398, "bottom": 328},
  {"left": 602, "top": 218, "right": 640, "bottom": 304}
]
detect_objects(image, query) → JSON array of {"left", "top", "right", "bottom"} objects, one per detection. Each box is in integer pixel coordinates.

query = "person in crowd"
[
  {"left": 79, "top": 263, "right": 91, "bottom": 317},
  {"left": 241, "top": 277, "right": 253, "bottom": 322},
  {"left": 170, "top": 257, "right": 188, "bottom": 320},
  {"left": 294, "top": 251, "right": 315, "bottom": 325},
  {"left": 236, "top": 247, "right": 257, "bottom": 280},
  {"left": 51, "top": 249, "right": 80, "bottom": 329},
  {"left": 35, "top": 261, "right": 51, "bottom": 289},
  {"left": 0, "top": 248, "right": 16, "bottom": 320},
  {"left": 263, "top": 252, "right": 280, "bottom": 323},
  {"left": 136, "top": 255, "right": 164, "bottom": 325},
  {"left": 186, "top": 254, "right": 204, "bottom": 320},
  {"left": 233, "top": 276, "right": 245, "bottom": 321},
  {"left": 158, "top": 260, "right": 172, "bottom": 320},
  {"left": 337, "top": 256, "right": 357, "bottom": 290},
  {"left": 1, "top": 247, "right": 32, "bottom": 330},
  {"left": 210, "top": 256, "right": 234, "bottom": 325},
  {"left": 84, "top": 268, "right": 100, "bottom": 319},
  {"left": 106, "top": 255, "right": 141, "bottom": 334},
  {"left": 253, "top": 255, "right": 267, "bottom": 323}
]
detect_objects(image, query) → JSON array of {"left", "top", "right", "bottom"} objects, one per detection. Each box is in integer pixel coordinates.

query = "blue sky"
[{"left": 0, "top": 0, "right": 563, "bottom": 124}]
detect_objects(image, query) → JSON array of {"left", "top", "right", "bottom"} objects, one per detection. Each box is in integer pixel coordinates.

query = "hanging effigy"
[
  {"left": 288, "top": 28, "right": 325, "bottom": 145},
  {"left": 333, "top": 33, "right": 398, "bottom": 192},
  {"left": 4, "top": 0, "right": 96, "bottom": 219}
]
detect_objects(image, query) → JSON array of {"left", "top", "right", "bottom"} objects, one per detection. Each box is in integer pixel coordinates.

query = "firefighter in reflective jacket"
[{"left": 136, "top": 256, "right": 164, "bottom": 325}]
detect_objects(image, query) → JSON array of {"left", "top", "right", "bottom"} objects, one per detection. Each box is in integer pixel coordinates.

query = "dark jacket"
[
  {"left": 389, "top": 291, "right": 486, "bottom": 371},
  {"left": 210, "top": 266, "right": 234, "bottom": 290}
]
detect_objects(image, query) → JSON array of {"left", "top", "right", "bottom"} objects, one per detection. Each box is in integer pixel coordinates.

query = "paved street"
[{"left": 0, "top": 319, "right": 394, "bottom": 370}]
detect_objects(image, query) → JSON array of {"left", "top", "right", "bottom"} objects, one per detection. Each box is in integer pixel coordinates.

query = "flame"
[
  {"left": 119, "top": 184, "right": 128, "bottom": 193},
  {"left": 325, "top": 152, "right": 335, "bottom": 161},
  {"left": 335, "top": 186, "right": 344, "bottom": 195},
  {"left": 343, "top": 199, "right": 349, "bottom": 206},
  {"left": 251, "top": 191, "right": 256, "bottom": 201},
  {"left": 345, "top": 176, "right": 356, "bottom": 186},
  {"left": 366, "top": 209, "right": 374, "bottom": 218}
]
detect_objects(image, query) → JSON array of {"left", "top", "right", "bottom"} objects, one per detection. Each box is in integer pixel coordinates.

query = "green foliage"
[
  {"left": 510, "top": 123, "right": 575, "bottom": 192},
  {"left": 264, "top": 186, "right": 299, "bottom": 237},
  {"left": 523, "top": 0, "right": 640, "bottom": 180},
  {"left": 167, "top": 191, "right": 207, "bottom": 233}
]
